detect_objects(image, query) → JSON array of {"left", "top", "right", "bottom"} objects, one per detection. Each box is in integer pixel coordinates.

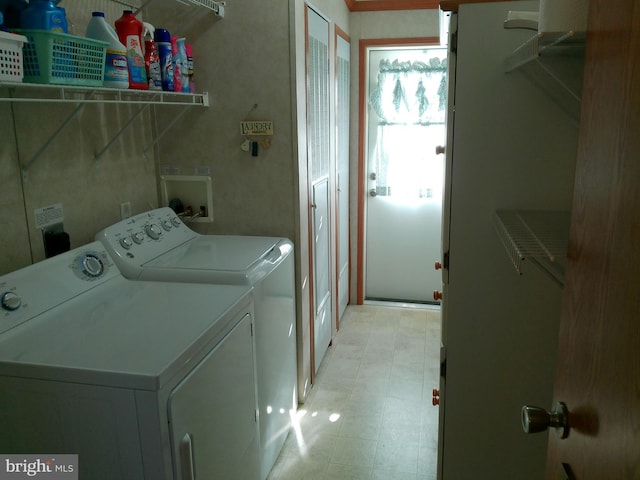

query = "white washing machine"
[
  {"left": 0, "top": 242, "right": 259, "bottom": 480},
  {"left": 96, "top": 208, "right": 297, "bottom": 480}
]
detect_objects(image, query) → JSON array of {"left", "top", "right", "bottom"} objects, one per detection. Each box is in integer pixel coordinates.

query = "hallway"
[{"left": 268, "top": 304, "right": 441, "bottom": 480}]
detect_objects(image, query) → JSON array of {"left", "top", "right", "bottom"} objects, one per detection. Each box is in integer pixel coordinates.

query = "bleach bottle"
[
  {"left": 85, "top": 12, "right": 129, "bottom": 89},
  {"left": 115, "top": 10, "right": 147, "bottom": 90}
]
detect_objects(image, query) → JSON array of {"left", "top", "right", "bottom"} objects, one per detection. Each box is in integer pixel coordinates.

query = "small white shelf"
[
  {"left": 505, "top": 31, "right": 585, "bottom": 72},
  {"left": 505, "top": 31, "right": 586, "bottom": 120},
  {"left": 494, "top": 210, "right": 571, "bottom": 286},
  {"left": 125, "top": 0, "right": 225, "bottom": 17},
  {"left": 0, "top": 81, "right": 209, "bottom": 106}
]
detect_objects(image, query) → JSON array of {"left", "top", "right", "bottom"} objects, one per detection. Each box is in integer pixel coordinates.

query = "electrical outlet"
[{"left": 120, "top": 202, "right": 131, "bottom": 219}]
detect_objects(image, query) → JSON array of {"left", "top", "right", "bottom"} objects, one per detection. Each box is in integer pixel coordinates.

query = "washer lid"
[
  {"left": 144, "top": 235, "right": 281, "bottom": 272},
  {"left": 0, "top": 278, "right": 252, "bottom": 391}
]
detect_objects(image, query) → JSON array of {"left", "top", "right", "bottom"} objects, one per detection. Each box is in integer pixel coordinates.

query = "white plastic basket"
[{"left": 0, "top": 30, "right": 28, "bottom": 82}]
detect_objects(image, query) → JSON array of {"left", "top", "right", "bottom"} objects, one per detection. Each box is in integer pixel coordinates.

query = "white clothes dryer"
[
  {"left": 96, "top": 208, "right": 297, "bottom": 480},
  {"left": 0, "top": 242, "right": 258, "bottom": 480}
]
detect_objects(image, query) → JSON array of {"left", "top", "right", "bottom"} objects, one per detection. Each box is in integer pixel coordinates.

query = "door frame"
[
  {"left": 334, "top": 25, "right": 351, "bottom": 331},
  {"left": 356, "top": 36, "right": 441, "bottom": 304}
]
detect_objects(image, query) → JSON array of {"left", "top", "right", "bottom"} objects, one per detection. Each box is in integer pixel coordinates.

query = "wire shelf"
[{"left": 494, "top": 210, "right": 570, "bottom": 285}]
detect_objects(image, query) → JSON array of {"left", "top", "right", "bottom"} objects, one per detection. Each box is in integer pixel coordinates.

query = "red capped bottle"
[{"left": 115, "top": 10, "right": 147, "bottom": 90}]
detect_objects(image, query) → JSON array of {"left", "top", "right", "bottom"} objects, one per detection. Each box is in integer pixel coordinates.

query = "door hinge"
[
  {"left": 449, "top": 32, "right": 457, "bottom": 54},
  {"left": 443, "top": 251, "right": 450, "bottom": 270},
  {"left": 440, "top": 344, "right": 447, "bottom": 379}
]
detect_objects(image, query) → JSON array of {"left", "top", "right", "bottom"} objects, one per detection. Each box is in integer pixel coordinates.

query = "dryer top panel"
[{"left": 0, "top": 243, "right": 252, "bottom": 391}]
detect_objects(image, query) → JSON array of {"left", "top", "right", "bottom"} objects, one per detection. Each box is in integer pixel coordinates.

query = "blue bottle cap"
[{"left": 154, "top": 27, "right": 171, "bottom": 43}]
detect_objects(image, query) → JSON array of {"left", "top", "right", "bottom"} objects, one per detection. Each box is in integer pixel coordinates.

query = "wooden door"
[{"left": 544, "top": 0, "right": 640, "bottom": 478}]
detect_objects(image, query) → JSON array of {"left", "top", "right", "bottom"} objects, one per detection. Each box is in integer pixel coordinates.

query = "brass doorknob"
[
  {"left": 435, "top": 261, "right": 442, "bottom": 270},
  {"left": 433, "top": 290, "right": 443, "bottom": 301},
  {"left": 521, "top": 402, "right": 569, "bottom": 439}
]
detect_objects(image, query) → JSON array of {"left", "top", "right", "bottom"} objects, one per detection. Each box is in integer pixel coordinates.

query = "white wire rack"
[
  {"left": 494, "top": 210, "right": 571, "bottom": 286},
  {"left": 0, "top": 81, "right": 209, "bottom": 106},
  {"left": 504, "top": 31, "right": 584, "bottom": 72},
  {"left": 128, "top": 0, "right": 225, "bottom": 17},
  {"left": 505, "top": 31, "right": 586, "bottom": 121}
]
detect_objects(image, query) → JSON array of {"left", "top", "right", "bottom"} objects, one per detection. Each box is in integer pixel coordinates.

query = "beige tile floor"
[{"left": 267, "top": 304, "right": 441, "bottom": 480}]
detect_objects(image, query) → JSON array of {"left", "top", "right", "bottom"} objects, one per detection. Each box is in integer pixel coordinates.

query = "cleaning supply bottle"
[
  {"left": 170, "top": 35, "right": 182, "bottom": 93},
  {"left": 154, "top": 27, "right": 173, "bottom": 91},
  {"left": 85, "top": 12, "right": 129, "bottom": 89},
  {"left": 115, "top": 10, "right": 147, "bottom": 90},
  {"left": 176, "top": 37, "right": 189, "bottom": 93},
  {"left": 186, "top": 43, "right": 195, "bottom": 93},
  {"left": 143, "top": 22, "right": 161, "bottom": 91},
  {"left": 20, "top": 0, "right": 68, "bottom": 32}
]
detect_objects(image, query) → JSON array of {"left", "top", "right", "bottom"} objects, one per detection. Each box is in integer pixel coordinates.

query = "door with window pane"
[{"left": 364, "top": 47, "right": 447, "bottom": 303}]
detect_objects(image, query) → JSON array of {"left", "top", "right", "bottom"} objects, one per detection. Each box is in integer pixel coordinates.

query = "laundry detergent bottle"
[
  {"left": 20, "top": 0, "right": 68, "bottom": 32},
  {"left": 115, "top": 10, "right": 147, "bottom": 90},
  {"left": 85, "top": 12, "right": 129, "bottom": 89}
]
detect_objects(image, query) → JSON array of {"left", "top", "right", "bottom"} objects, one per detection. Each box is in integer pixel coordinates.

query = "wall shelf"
[
  {"left": 505, "top": 31, "right": 586, "bottom": 120},
  {"left": 494, "top": 210, "right": 571, "bottom": 286},
  {"left": 126, "top": 0, "right": 225, "bottom": 17},
  {"left": 0, "top": 82, "right": 209, "bottom": 178},
  {"left": 0, "top": 81, "right": 209, "bottom": 106}
]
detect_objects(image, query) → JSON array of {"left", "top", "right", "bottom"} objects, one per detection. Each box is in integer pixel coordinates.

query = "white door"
[
  {"left": 364, "top": 46, "right": 447, "bottom": 303},
  {"left": 336, "top": 32, "right": 350, "bottom": 320},
  {"left": 306, "top": 7, "right": 332, "bottom": 373},
  {"left": 169, "top": 314, "right": 259, "bottom": 480}
]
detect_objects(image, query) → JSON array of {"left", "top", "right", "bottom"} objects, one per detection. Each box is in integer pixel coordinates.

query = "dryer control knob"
[
  {"left": 1, "top": 291, "right": 21, "bottom": 311},
  {"left": 170, "top": 217, "right": 181, "bottom": 227},
  {"left": 119, "top": 237, "right": 133, "bottom": 249},
  {"left": 82, "top": 254, "right": 104, "bottom": 277},
  {"left": 161, "top": 220, "right": 172, "bottom": 231},
  {"left": 132, "top": 232, "right": 145, "bottom": 244},
  {"left": 145, "top": 224, "right": 162, "bottom": 240}
]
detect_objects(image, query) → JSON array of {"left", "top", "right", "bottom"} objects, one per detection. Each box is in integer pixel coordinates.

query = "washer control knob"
[
  {"left": 145, "top": 224, "right": 162, "bottom": 240},
  {"left": 132, "top": 232, "right": 145, "bottom": 244},
  {"left": 161, "top": 220, "right": 172, "bottom": 231},
  {"left": 1, "top": 291, "right": 21, "bottom": 311},
  {"left": 119, "top": 237, "right": 133, "bottom": 249},
  {"left": 170, "top": 217, "right": 181, "bottom": 227},
  {"left": 83, "top": 254, "right": 104, "bottom": 277}
]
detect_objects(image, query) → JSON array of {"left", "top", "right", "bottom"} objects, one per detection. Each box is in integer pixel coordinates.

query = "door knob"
[
  {"left": 433, "top": 290, "right": 443, "bottom": 301},
  {"left": 435, "top": 145, "right": 445, "bottom": 155},
  {"left": 369, "top": 188, "right": 377, "bottom": 197},
  {"left": 369, "top": 172, "right": 377, "bottom": 180},
  {"left": 434, "top": 261, "right": 442, "bottom": 270},
  {"left": 521, "top": 402, "right": 569, "bottom": 439}
]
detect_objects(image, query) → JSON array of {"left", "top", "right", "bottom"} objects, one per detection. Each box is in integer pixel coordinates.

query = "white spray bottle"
[{"left": 143, "top": 22, "right": 162, "bottom": 91}]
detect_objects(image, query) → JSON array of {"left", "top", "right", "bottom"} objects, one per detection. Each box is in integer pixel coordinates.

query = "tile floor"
[{"left": 267, "top": 304, "right": 441, "bottom": 480}]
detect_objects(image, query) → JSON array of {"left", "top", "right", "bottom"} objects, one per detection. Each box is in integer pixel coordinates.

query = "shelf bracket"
[
  {"left": 21, "top": 90, "right": 96, "bottom": 181},
  {"left": 95, "top": 104, "right": 151, "bottom": 162}
]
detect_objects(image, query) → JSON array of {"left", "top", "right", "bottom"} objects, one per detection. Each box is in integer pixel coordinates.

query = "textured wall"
[{"left": 0, "top": 0, "right": 158, "bottom": 273}]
